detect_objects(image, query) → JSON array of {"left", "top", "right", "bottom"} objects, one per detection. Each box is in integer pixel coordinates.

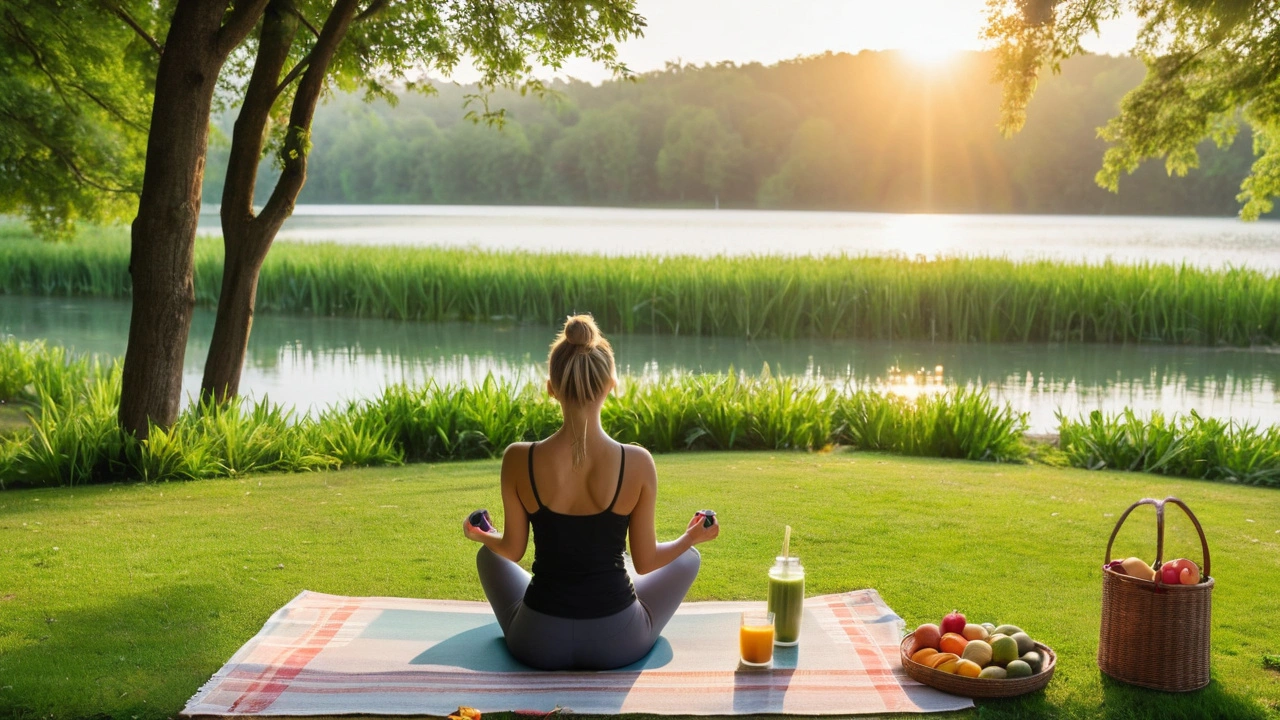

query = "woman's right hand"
[
  {"left": 685, "top": 512, "right": 720, "bottom": 545},
  {"left": 462, "top": 516, "right": 497, "bottom": 543}
]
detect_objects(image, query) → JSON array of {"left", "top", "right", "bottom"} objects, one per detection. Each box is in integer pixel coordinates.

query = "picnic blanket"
[{"left": 183, "top": 589, "right": 972, "bottom": 716}]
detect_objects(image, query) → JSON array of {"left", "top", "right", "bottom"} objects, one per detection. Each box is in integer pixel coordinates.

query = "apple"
[
  {"left": 914, "top": 623, "right": 942, "bottom": 651},
  {"left": 941, "top": 611, "right": 967, "bottom": 636},
  {"left": 1161, "top": 563, "right": 1181, "bottom": 585},
  {"left": 1166, "top": 558, "right": 1201, "bottom": 585}
]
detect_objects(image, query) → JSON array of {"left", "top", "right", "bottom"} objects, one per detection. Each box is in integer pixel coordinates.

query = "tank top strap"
[
  {"left": 605, "top": 443, "right": 626, "bottom": 513},
  {"left": 527, "top": 442, "right": 543, "bottom": 510}
]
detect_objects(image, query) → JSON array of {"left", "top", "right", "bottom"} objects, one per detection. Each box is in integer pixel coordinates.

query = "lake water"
[
  {"left": 195, "top": 205, "right": 1280, "bottom": 269},
  {"left": 5, "top": 296, "right": 1277, "bottom": 434}
]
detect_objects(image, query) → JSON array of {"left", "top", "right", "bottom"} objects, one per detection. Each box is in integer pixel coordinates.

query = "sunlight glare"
[
  {"left": 901, "top": 43, "right": 956, "bottom": 67},
  {"left": 882, "top": 214, "right": 953, "bottom": 261},
  {"left": 880, "top": 365, "right": 948, "bottom": 400}
]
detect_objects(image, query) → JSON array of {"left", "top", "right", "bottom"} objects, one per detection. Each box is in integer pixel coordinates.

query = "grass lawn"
[{"left": 2, "top": 451, "right": 1278, "bottom": 719}]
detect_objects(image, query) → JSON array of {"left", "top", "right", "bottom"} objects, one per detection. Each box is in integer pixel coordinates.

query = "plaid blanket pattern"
[{"left": 183, "top": 589, "right": 971, "bottom": 716}]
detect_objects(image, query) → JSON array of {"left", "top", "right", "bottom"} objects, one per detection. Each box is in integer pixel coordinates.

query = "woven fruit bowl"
[{"left": 899, "top": 632, "right": 1057, "bottom": 699}]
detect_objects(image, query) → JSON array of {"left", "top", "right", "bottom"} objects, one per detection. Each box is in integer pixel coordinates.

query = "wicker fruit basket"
[
  {"left": 899, "top": 633, "right": 1056, "bottom": 698},
  {"left": 1099, "top": 496, "right": 1213, "bottom": 692}
]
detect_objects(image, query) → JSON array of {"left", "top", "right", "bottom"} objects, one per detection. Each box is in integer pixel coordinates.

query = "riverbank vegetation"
[
  {"left": 3, "top": 339, "right": 1279, "bottom": 489},
  {"left": 0, "top": 339, "right": 1027, "bottom": 488},
  {"left": 202, "top": 52, "right": 1265, "bottom": 218},
  {"left": 3, "top": 453, "right": 1278, "bottom": 719},
  {"left": 3, "top": 224, "right": 1278, "bottom": 346},
  {"left": 1059, "top": 409, "right": 1280, "bottom": 486}
]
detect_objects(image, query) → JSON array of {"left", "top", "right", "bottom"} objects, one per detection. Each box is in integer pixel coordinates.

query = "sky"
[{"left": 446, "top": 0, "right": 1143, "bottom": 84}]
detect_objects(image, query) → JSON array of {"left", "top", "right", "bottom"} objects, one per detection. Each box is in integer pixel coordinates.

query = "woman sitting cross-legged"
[{"left": 463, "top": 314, "right": 719, "bottom": 670}]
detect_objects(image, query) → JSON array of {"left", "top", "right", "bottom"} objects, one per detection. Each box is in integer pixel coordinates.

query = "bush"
[
  {"left": 1058, "top": 409, "right": 1280, "bottom": 485},
  {"left": 0, "top": 339, "right": 1032, "bottom": 488}
]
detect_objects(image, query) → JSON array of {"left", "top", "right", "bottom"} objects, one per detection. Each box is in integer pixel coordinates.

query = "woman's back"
[
  {"left": 521, "top": 440, "right": 638, "bottom": 619},
  {"left": 466, "top": 313, "right": 717, "bottom": 670}
]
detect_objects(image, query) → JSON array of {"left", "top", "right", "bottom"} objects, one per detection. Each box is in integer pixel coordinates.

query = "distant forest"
[{"left": 202, "top": 51, "right": 1260, "bottom": 216}]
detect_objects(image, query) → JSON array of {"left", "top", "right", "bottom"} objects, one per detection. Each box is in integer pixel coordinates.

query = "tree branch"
[
  {"left": 99, "top": 0, "right": 163, "bottom": 55},
  {"left": 284, "top": 0, "right": 320, "bottom": 37},
  {"left": 217, "top": 0, "right": 271, "bottom": 56},
  {"left": 355, "top": 0, "right": 390, "bottom": 23},
  {"left": 63, "top": 78, "right": 148, "bottom": 132},
  {"left": 222, "top": 0, "right": 300, "bottom": 237},
  {"left": 4, "top": 12, "right": 147, "bottom": 133},
  {"left": 0, "top": 106, "right": 136, "bottom": 194},
  {"left": 274, "top": 54, "right": 311, "bottom": 98},
  {"left": 258, "top": 0, "right": 361, "bottom": 234},
  {"left": 1, "top": 15, "right": 76, "bottom": 114}
]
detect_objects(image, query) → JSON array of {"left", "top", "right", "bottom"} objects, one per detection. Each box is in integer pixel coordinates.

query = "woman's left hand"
[{"left": 684, "top": 512, "right": 720, "bottom": 545}]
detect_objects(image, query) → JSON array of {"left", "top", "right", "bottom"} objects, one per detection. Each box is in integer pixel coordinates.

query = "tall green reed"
[{"left": 4, "top": 223, "right": 1277, "bottom": 346}]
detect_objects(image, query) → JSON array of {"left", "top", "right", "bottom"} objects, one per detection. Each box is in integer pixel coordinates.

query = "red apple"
[
  {"left": 941, "top": 611, "right": 967, "bottom": 636},
  {"left": 1166, "top": 558, "right": 1201, "bottom": 584},
  {"left": 1160, "top": 563, "right": 1181, "bottom": 584}
]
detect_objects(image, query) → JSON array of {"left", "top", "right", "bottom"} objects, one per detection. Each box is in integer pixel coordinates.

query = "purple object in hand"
[{"left": 469, "top": 509, "right": 494, "bottom": 533}]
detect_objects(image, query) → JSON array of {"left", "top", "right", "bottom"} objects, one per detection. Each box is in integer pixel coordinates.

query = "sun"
[{"left": 901, "top": 43, "right": 957, "bottom": 67}]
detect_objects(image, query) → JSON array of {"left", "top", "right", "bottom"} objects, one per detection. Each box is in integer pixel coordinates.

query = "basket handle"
[{"left": 1104, "top": 496, "right": 1210, "bottom": 582}]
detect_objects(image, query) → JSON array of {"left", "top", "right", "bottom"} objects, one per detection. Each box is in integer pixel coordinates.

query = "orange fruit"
[
  {"left": 955, "top": 659, "right": 983, "bottom": 678},
  {"left": 925, "top": 652, "right": 959, "bottom": 669},
  {"left": 934, "top": 657, "right": 960, "bottom": 674},
  {"left": 939, "top": 632, "right": 969, "bottom": 656},
  {"left": 911, "top": 648, "right": 939, "bottom": 665}
]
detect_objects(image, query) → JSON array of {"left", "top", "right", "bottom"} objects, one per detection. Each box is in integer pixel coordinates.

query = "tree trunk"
[
  {"left": 119, "top": 0, "right": 270, "bottom": 437},
  {"left": 201, "top": 232, "right": 270, "bottom": 403},
  {"left": 200, "top": 0, "right": 298, "bottom": 405},
  {"left": 118, "top": 2, "right": 227, "bottom": 437},
  {"left": 200, "top": 0, "right": 362, "bottom": 404}
]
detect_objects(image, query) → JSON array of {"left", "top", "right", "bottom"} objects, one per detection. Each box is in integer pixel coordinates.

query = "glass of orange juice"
[{"left": 740, "top": 610, "right": 775, "bottom": 667}]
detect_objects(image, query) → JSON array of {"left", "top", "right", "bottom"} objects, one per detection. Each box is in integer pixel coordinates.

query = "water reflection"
[
  {"left": 2, "top": 296, "right": 1277, "bottom": 433},
  {"left": 194, "top": 205, "right": 1280, "bottom": 270},
  {"left": 880, "top": 365, "right": 949, "bottom": 399}
]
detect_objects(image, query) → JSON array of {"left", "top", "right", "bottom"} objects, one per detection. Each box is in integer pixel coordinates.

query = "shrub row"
[
  {"left": 5, "top": 339, "right": 1277, "bottom": 489},
  {"left": 1058, "top": 409, "right": 1280, "bottom": 486},
  {"left": 0, "top": 339, "right": 1027, "bottom": 488}
]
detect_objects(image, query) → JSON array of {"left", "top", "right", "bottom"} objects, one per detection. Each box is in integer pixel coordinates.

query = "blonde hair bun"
[
  {"left": 548, "top": 313, "right": 614, "bottom": 406},
  {"left": 563, "top": 314, "right": 599, "bottom": 347}
]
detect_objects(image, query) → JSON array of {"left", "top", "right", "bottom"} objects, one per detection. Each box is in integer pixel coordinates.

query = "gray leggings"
[{"left": 476, "top": 546, "right": 701, "bottom": 670}]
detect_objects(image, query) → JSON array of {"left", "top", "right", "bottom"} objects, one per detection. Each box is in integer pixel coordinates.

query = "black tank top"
[{"left": 521, "top": 441, "right": 638, "bottom": 619}]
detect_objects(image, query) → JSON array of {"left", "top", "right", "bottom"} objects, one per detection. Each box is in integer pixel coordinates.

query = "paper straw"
[{"left": 782, "top": 525, "right": 791, "bottom": 564}]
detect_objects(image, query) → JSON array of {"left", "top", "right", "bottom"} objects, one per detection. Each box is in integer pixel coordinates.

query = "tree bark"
[
  {"left": 201, "top": 0, "right": 298, "bottom": 404},
  {"left": 118, "top": 1, "right": 226, "bottom": 437},
  {"left": 119, "top": 0, "right": 270, "bottom": 437},
  {"left": 201, "top": 232, "right": 270, "bottom": 403},
  {"left": 201, "top": 0, "right": 363, "bottom": 404}
]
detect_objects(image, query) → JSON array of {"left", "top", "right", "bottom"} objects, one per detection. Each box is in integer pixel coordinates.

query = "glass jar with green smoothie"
[{"left": 767, "top": 555, "right": 804, "bottom": 645}]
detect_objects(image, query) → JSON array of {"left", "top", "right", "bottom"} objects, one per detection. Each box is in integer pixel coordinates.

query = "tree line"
[{"left": 203, "top": 51, "right": 1261, "bottom": 216}]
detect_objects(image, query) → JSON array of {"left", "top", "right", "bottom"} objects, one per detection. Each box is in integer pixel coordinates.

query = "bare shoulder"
[
  {"left": 501, "top": 442, "right": 532, "bottom": 477},
  {"left": 625, "top": 443, "right": 657, "bottom": 488},
  {"left": 503, "top": 441, "right": 532, "bottom": 460}
]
